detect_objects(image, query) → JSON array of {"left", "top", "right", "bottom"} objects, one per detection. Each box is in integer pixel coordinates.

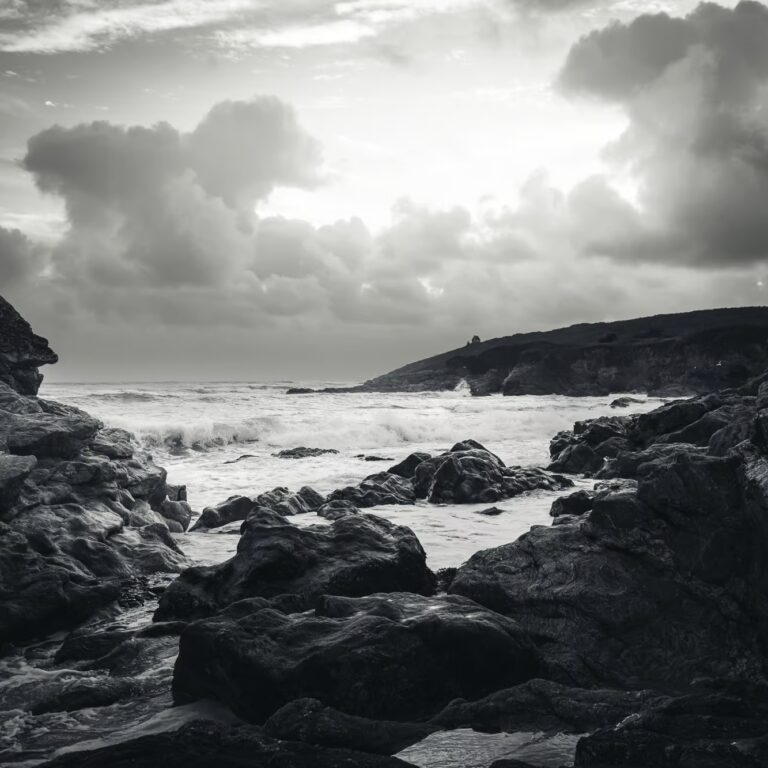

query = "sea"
[{"left": 0, "top": 381, "right": 664, "bottom": 767}]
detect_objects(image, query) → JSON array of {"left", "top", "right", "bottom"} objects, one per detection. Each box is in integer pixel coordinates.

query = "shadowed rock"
[{"left": 172, "top": 592, "right": 542, "bottom": 722}]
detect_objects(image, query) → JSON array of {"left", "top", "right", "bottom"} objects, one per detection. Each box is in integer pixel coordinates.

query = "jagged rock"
[
  {"left": 413, "top": 440, "right": 571, "bottom": 504},
  {"left": 450, "top": 445, "right": 768, "bottom": 689},
  {"left": 0, "top": 295, "right": 58, "bottom": 395},
  {"left": 264, "top": 698, "right": 436, "bottom": 754},
  {"left": 173, "top": 592, "right": 542, "bottom": 722},
  {"left": 156, "top": 509, "right": 436, "bottom": 621},
  {"left": 477, "top": 506, "right": 504, "bottom": 516},
  {"left": 274, "top": 447, "right": 339, "bottom": 459},
  {"left": 0, "top": 294, "right": 187, "bottom": 645},
  {"left": 327, "top": 472, "right": 416, "bottom": 507},
  {"left": 36, "top": 719, "right": 413, "bottom": 768},
  {"left": 160, "top": 498, "right": 193, "bottom": 531},
  {"left": 388, "top": 452, "right": 432, "bottom": 478}
]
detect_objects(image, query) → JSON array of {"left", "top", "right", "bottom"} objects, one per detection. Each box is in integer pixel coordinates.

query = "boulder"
[
  {"left": 173, "top": 592, "right": 542, "bottom": 722},
  {"left": 156, "top": 509, "right": 436, "bottom": 621},
  {"left": 610, "top": 397, "right": 644, "bottom": 408},
  {"left": 317, "top": 499, "right": 360, "bottom": 520},
  {"left": 191, "top": 495, "right": 256, "bottom": 530},
  {"left": 274, "top": 447, "right": 339, "bottom": 459}
]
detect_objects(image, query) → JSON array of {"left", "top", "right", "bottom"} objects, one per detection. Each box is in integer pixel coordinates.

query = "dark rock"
[
  {"left": 36, "top": 719, "right": 414, "bottom": 768},
  {"left": 0, "top": 453, "right": 36, "bottom": 510},
  {"left": 549, "top": 489, "right": 593, "bottom": 518},
  {"left": 264, "top": 698, "right": 436, "bottom": 754},
  {"left": 0, "top": 294, "right": 58, "bottom": 395},
  {"left": 317, "top": 499, "right": 360, "bottom": 520},
  {"left": 388, "top": 452, "right": 432, "bottom": 479},
  {"left": 477, "top": 506, "right": 504, "bottom": 516},
  {"left": 253, "top": 485, "right": 325, "bottom": 516},
  {"left": 610, "top": 396, "right": 644, "bottom": 408},
  {"left": 414, "top": 442, "right": 571, "bottom": 504},
  {"left": 450, "top": 447, "right": 768, "bottom": 689},
  {"left": 356, "top": 454, "right": 393, "bottom": 462},
  {"left": 222, "top": 453, "right": 256, "bottom": 464},
  {"left": 574, "top": 682, "right": 768, "bottom": 768},
  {"left": 173, "top": 592, "right": 542, "bottom": 722},
  {"left": 286, "top": 387, "right": 315, "bottom": 394},
  {"left": 191, "top": 495, "right": 255, "bottom": 530},
  {"left": 432, "top": 678, "right": 662, "bottom": 734},
  {"left": 156, "top": 510, "right": 436, "bottom": 621},
  {"left": 160, "top": 498, "right": 193, "bottom": 531},
  {"left": 274, "top": 447, "right": 340, "bottom": 459},
  {"left": 435, "top": 567, "right": 457, "bottom": 592},
  {"left": 327, "top": 472, "right": 416, "bottom": 507}
]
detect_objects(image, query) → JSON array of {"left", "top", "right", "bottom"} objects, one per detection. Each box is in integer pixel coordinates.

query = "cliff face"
[
  {"left": 0, "top": 294, "right": 190, "bottom": 645},
  {"left": 0, "top": 296, "right": 58, "bottom": 395},
  {"left": 360, "top": 307, "right": 768, "bottom": 396}
]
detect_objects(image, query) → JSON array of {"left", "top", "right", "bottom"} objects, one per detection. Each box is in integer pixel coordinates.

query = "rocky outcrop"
[
  {"left": 0, "top": 295, "right": 188, "bottom": 645},
  {"left": 327, "top": 441, "right": 570, "bottom": 509},
  {"left": 346, "top": 307, "right": 768, "bottom": 396},
  {"left": 0, "top": 295, "right": 58, "bottom": 395},
  {"left": 450, "top": 387, "right": 768, "bottom": 691},
  {"left": 172, "top": 592, "right": 542, "bottom": 722},
  {"left": 273, "top": 447, "right": 339, "bottom": 459},
  {"left": 156, "top": 509, "right": 436, "bottom": 620}
]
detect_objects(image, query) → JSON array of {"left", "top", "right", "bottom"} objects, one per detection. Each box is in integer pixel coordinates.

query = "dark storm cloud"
[{"left": 558, "top": 1, "right": 768, "bottom": 266}]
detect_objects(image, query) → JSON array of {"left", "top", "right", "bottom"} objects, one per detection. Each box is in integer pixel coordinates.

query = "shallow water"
[{"left": 1, "top": 382, "right": 663, "bottom": 765}]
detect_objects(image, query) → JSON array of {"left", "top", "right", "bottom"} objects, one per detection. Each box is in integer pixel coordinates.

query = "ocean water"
[
  {"left": 40, "top": 381, "right": 663, "bottom": 569},
  {"left": 0, "top": 381, "right": 664, "bottom": 766}
]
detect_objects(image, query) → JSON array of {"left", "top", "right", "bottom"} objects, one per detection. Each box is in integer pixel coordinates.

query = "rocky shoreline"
[{"left": 2, "top": 294, "right": 768, "bottom": 768}]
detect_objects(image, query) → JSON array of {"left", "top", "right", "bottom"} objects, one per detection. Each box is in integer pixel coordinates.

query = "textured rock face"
[
  {"left": 156, "top": 509, "right": 436, "bottom": 621},
  {"left": 0, "top": 294, "right": 188, "bottom": 644},
  {"left": 172, "top": 592, "right": 542, "bottom": 722},
  {"left": 452, "top": 387, "right": 768, "bottom": 690},
  {"left": 0, "top": 295, "right": 58, "bottom": 395},
  {"left": 327, "top": 471, "right": 416, "bottom": 507}
]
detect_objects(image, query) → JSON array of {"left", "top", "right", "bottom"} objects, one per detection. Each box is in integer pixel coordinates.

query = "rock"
[
  {"left": 173, "top": 592, "right": 542, "bottom": 722},
  {"left": 477, "top": 506, "right": 504, "bottom": 516},
  {"left": 388, "top": 452, "right": 432, "bottom": 479},
  {"left": 0, "top": 453, "right": 36, "bottom": 510},
  {"left": 274, "top": 447, "right": 340, "bottom": 459},
  {"left": 190, "top": 495, "right": 256, "bottom": 530},
  {"left": 0, "top": 294, "right": 187, "bottom": 645},
  {"left": 549, "top": 489, "right": 593, "bottom": 518},
  {"left": 156, "top": 510, "right": 436, "bottom": 621},
  {"left": 610, "top": 396, "right": 644, "bottom": 408},
  {"left": 0, "top": 294, "right": 58, "bottom": 395},
  {"left": 36, "top": 719, "right": 414, "bottom": 768},
  {"left": 414, "top": 441, "right": 572, "bottom": 504},
  {"left": 356, "top": 454, "right": 393, "bottom": 462},
  {"left": 450, "top": 448, "right": 768, "bottom": 689},
  {"left": 574, "top": 681, "right": 768, "bottom": 768},
  {"left": 432, "top": 678, "right": 662, "bottom": 734},
  {"left": 286, "top": 387, "right": 315, "bottom": 394},
  {"left": 327, "top": 472, "right": 416, "bottom": 507},
  {"left": 160, "top": 498, "right": 193, "bottom": 531},
  {"left": 264, "top": 698, "right": 436, "bottom": 755},
  {"left": 316, "top": 499, "right": 360, "bottom": 520},
  {"left": 222, "top": 453, "right": 256, "bottom": 464}
]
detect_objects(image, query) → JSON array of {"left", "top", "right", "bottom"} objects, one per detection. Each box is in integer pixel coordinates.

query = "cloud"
[
  {"left": 557, "top": 0, "right": 768, "bottom": 267},
  {"left": 0, "top": 225, "right": 42, "bottom": 284}
]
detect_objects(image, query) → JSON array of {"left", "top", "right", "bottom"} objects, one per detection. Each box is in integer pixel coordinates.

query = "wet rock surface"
[
  {"left": 0, "top": 297, "right": 188, "bottom": 646},
  {"left": 156, "top": 509, "right": 437, "bottom": 621},
  {"left": 172, "top": 592, "right": 543, "bottom": 723}
]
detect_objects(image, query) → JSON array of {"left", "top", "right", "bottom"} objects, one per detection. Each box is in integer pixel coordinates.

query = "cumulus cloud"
[
  {"left": 558, "top": 0, "right": 768, "bottom": 266},
  {"left": 0, "top": 225, "right": 42, "bottom": 284}
]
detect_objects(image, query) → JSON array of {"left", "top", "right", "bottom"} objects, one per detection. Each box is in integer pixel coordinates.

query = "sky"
[{"left": 0, "top": 0, "right": 767, "bottom": 382}]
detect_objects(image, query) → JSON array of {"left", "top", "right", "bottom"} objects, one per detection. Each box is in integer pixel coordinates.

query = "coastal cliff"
[{"left": 347, "top": 307, "right": 768, "bottom": 396}]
